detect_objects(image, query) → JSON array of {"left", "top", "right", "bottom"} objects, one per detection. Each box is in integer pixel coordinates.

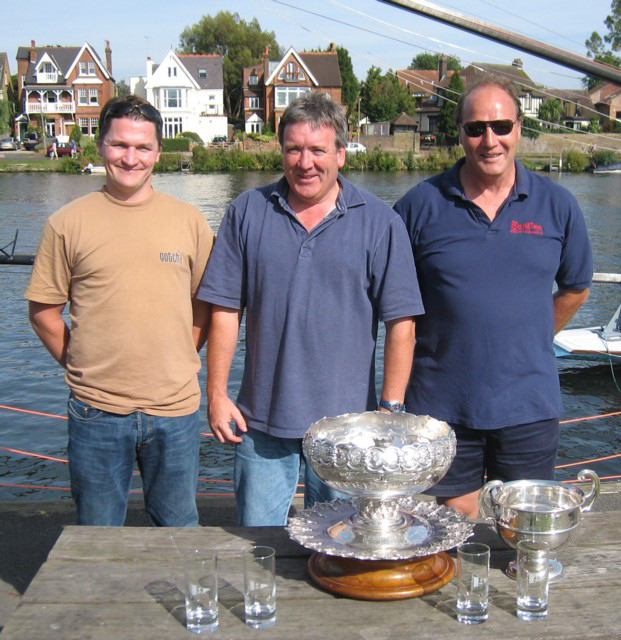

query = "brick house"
[
  {"left": 15, "top": 40, "right": 114, "bottom": 140},
  {"left": 130, "top": 50, "right": 227, "bottom": 142},
  {"left": 243, "top": 45, "right": 342, "bottom": 135}
]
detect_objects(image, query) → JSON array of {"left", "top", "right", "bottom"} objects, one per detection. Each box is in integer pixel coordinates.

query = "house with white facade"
[{"left": 131, "top": 50, "right": 227, "bottom": 142}]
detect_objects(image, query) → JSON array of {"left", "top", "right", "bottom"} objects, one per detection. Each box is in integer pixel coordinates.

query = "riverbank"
[
  {"left": 1, "top": 143, "right": 617, "bottom": 174},
  {"left": 2, "top": 483, "right": 620, "bottom": 632}
]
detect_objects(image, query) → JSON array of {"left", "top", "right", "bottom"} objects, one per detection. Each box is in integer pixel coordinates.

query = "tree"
[
  {"left": 334, "top": 46, "right": 359, "bottom": 119},
  {"left": 521, "top": 116, "right": 542, "bottom": 139},
  {"left": 408, "top": 52, "right": 460, "bottom": 71},
  {"left": 538, "top": 98, "right": 564, "bottom": 129},
  {"left": 360, "top": 67, "right": 415, "bottom": 122},
  {"left": 178, "top": 11, "right": 281, "bottom": 119},
  {"left": 436, "top": 71, "right": 464, "bottom": 142},
  {"left": 116, "top": 80, "right": 130, "bottom": 97},
  {"left": 0, "top": 100, "right": 13, "bottom": 134},
  {"left": 583, "top": 1, "right": 621, "bottom": 88}
]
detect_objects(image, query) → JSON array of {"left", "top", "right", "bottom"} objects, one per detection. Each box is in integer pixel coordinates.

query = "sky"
[{"left": 4, "top": 0, "right": 613, "bottom": 89}]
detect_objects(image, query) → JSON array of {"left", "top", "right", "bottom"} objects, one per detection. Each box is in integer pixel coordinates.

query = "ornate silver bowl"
[
  {"left": 479, "top": 469, "right": 600, "bottom": 580},
  {"left": 287, "top": 411, "right": 473, "bottom": 560}
]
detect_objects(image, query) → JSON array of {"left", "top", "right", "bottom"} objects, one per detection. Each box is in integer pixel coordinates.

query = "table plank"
[{"left": 3, "top": 511, "right": 621, "bottom": 639}]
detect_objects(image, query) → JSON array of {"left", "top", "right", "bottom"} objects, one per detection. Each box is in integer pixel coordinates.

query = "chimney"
[
  {"left": 105, "top": 40, "right": 112, "bottom": 75},
  {"left": 512, "top": 58, "right": 523, "bottom": 70},
  {"left": 146, "top": 56, "right": 155, "bottom": 78},
  {"left": 438, "top": 54, "right": 448, "bottom": 81},
  {"left": 30, "top": 40, "right": 37, "bottom": 64},
  {"left": 330, "top": 42, "right": 336, "bottom": 52},
  {"left": 263, "top": 46, "right": 270, "bottom": 78}
]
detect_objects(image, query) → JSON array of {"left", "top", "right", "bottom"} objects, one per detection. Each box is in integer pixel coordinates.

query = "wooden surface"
[{"left": 2, "top": 511, "right": 621, "bottom": 639}]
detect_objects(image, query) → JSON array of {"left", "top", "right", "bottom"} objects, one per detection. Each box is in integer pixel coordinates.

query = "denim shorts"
[{"left": 425, "top": 418, "right": 560, "bottom": 497}]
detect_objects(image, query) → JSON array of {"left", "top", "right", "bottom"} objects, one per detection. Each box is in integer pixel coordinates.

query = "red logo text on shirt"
[{"left": 511, "top": 220, "right": 544, "bottom": 235}]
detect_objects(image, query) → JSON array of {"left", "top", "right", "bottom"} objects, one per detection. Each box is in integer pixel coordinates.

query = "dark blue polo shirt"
[
  {"left": 394, "top": 159, "right": 592, "bottom": 429},
  {"left": 198, "top": 174, "right": 424, "bottom": 438}
]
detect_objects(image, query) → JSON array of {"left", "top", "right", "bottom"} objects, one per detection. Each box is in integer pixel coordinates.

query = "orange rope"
[
  {"left": 556, "top": 453, "right": 621, "bottom": 469},
  {"left": 560, "top": 410, "right": 621, "bottom": 424},
  {"left": 0, "top": 404, "right": 67, "bottom": 420}
]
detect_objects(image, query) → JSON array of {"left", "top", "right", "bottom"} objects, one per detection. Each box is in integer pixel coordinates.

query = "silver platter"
[{"left": 287, "top": 497, "right": 474, "bottom": 561}]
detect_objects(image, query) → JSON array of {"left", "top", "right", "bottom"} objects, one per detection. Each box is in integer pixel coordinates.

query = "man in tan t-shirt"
[{"left": 25, "top": 95, "right": 214, "bottom": 526}]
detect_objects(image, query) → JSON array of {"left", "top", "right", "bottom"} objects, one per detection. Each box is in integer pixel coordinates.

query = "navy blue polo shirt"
[
  {"left": 394, "top": 159, "right": 592, "bottom": 429},
  {"left": 198, "top": 174, "right": 424, "bottom": 438}
]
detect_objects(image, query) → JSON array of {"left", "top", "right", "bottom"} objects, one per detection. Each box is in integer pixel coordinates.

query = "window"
[
  {"left": 79, "top": 117, "right": 99, "bottom": 136},
  {"left": 90, "top": 117, "right": 99, "bottom": 135},
  {"left": 89, "top": 89, "right": 99, "bottom": 105},
  {"left": 164, "top": 88, "right": 181, "bottom": 109},
  {"left": 279, "top": 62, "right": 304, "bottom": 82},
  {"left": 44, "top": 91, "right": 57, "bottom": 104},
  {"left": 249, "top": 121, "right": 262, "bottom": 133},
  {"left": 164, "top": 116, "right": 183, "bottom": 138},
  {"left": 79, "top": 61, "right": 96, "bottom": 76},
  {"left": 199, "top": 69, "right": 207, "bottom": 78},
  {"left": 78, "top": 89, "right": 87, "bottom": 105},
  {"left": 168, "top": 67, "right": 177, "bottom": 77},
  {"left": 249, "top": 74, "right": 258, "bottom": 85},
  {"left": 248, "top": 97, "right": 260, "bottom": 109},
  {"left": 275, "top": 86, "right": 310, "bottom": 108},
  {"left": 79, "top": 117, "right": 89, "bottom": 134}
]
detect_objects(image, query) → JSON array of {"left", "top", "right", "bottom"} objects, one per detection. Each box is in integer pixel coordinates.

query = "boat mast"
[{"left": 380, "top": 0, "right": 621, "bottom": 85}]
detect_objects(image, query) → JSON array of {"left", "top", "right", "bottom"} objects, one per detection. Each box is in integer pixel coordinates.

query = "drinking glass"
[
  {"left": 456, "top": 542, "right": 490, "bottom": 624},
  {"left": 181, "top": 548, "right": 218, "bottom": 633},
  {"left": 244, "top": 545, "right": 276, "bottom": 629},
  {"left": 516, "top": 540, "right": 550, "bottom": 621}
]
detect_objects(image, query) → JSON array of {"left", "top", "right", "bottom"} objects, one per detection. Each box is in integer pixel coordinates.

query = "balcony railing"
[{"left": 27, "top": 102, "right": 76, "bottom": 114}]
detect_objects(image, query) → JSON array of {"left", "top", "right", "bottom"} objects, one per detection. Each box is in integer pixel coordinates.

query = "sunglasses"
[
  {"left": 460, "top": 119, "right": 519, "bottom": 138},
  {"left": 103, "top": 101, "right": 162, "bottom": 125}
]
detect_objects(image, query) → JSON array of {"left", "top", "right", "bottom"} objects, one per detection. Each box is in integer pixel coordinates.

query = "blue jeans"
[
  {"left": 67, "top": 395, "right": 200, "bottom": 526},
  {"left": 234, "top": 427, "right": 346, "bottom": 526}
]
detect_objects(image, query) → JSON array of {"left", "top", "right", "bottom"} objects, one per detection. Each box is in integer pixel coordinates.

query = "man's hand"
[{"left": 208, "top": 394, "right": 247, "bottom": 444}]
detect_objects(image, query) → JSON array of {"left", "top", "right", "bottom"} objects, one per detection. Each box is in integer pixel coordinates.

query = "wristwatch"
[{"left": 379, "top": 399, "right": 406, "bottom": 413}]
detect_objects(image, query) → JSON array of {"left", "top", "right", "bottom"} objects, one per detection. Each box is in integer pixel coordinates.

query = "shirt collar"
[
  {"left": 441, "top": 157, "right": 529, "bottom": 201},
  {"left": 269, "top": 173, "right": 367, "bottom": 216}
]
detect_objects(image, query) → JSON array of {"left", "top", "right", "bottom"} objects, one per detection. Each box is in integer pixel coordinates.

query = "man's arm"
[
  {"left": 192, "top": 299, "right": 210, "bottom": 352},
  {"left": 29, "top": 301, "right": 70, "bottom": 368},
  {"left": 554, "top": 288, "right": 590, "bottom": 334},
  {"left": 207, "top": 305, "right": 246, "bottom": 444},
  {"left": 380, "top": 317, "right": 416, "bottom": 406}
]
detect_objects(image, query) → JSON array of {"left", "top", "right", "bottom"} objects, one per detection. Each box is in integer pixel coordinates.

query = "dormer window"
[
  {"left": 168, "top": 67, "right": 177, "bottom": 77},
  {"left": 249, "top": 74, "right": 258, "bottom": 85},
  {"left": 38, "top": 62, "right": 58, "bottom": 83},
  {"left": 199, "top": 69, "right": 207, "bottom": 79}
]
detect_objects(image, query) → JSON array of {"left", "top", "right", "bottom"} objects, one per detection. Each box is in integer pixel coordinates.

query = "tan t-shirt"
[{"left": 25, "top": 188, "right": 215, "bottom": 416}]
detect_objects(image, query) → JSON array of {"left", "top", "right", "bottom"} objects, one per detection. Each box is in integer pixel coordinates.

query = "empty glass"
[{"left": 456, "top": 542, "right": 490, "bottom": 624}]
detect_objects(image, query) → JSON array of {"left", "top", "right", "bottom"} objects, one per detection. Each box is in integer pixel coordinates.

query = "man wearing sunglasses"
[
  {"left": 394, "top": 79, "right": 592, "bottom": 519},
  {"left": 26, "top": 95, "right": 215, "bottom": 526}
]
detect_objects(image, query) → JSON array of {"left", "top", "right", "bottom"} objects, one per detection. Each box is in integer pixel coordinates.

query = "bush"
[
  {"left": 178, "top": 131, "right": 203, "bottom": 144},
  {"left": 80, "top": 140, "right": 102, "bottom": 164},
  {"left": 58, "top": 157, "right": 82, "bottom": 174},
  {"left": 562, "top": 149, "right": 589, "bottom": 172},
  {"left": 155, "top": 153, "right": 184, "bottom": 172},
  {"left": 591, "top": 149, "right": 619, "bottom": 166},
  {"left": 162, "top": 137, "right": 190, "bottom": 152}
]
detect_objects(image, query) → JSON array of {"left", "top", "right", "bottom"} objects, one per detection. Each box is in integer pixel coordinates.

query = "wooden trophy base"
[{"left": 308, "top": 551, "right": 454, "bottom": 601}]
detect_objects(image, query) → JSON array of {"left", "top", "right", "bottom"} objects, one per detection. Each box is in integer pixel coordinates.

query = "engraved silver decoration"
[
  {"left": 479, "top": 469, "right": 600, "bottom": 580},
  {"left": 287, "top": 411, "right": 474, "bottom": 560}
]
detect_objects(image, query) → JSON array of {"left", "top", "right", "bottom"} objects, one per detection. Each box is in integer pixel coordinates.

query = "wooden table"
[{"left": 3, "top": 511, "right": 620, "bottom": 639}]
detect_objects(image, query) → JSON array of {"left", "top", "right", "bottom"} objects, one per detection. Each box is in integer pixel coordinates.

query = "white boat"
[
  {"left": 593, "top": 162, "right": 621, "bottom": 175},
  {"left": 82, "top": 163, "right": 105, "bottom": 175},
  {"left": 554, "top": 302, "right": 621, "bottom": 362}
]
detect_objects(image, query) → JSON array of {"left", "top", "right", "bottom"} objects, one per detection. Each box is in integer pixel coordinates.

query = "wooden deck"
[{"left": 2, "top": 510, "right": 620, "bottom": 639}]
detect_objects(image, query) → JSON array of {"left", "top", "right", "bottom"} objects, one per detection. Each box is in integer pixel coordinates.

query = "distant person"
[
  {"left": 50, "top": 138, "right": 58, "bottom": 159},
  {"left": 70, "top": 139, "right": 77, "bottom": 158},
  {"left": 394, "top": 78, "right": 592, "bottom": 518},
  {"left": 26, "top": 95, "right": 214, "bottom": 526},
  {"left": 197, "top": 92, "right": 424, "bottom": 526}
]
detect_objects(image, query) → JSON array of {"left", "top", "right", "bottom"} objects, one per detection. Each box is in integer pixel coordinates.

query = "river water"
[{"left": 1, "top": 171, "right": 620, "bottom": 501}]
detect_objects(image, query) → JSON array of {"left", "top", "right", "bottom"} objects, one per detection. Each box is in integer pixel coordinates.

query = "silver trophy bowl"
[
  {"left": 288, "top": 411, "right": 474, "bottom": 560},
  {"left": 479, "top": 469, "right": 600, "bottom": 580}
]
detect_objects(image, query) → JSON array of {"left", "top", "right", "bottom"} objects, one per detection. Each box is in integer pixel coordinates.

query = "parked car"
[
  {"left": 0, "top": 137, "right": 20, "bottom": 151},
  {"left": 22, "top": 132, "right": 40, "bottom": 151},
  {"left": 345, "top": 142, "right": 366, "bottom": 154},
  {"left": 211, "top": 135, "right": 228, "bottom": 144},
  {"left": 47, "top": 142, "right": 82, "bottom": 158},
  {"left": 420, "top": 133, "right": 436, "bottom": 145}
]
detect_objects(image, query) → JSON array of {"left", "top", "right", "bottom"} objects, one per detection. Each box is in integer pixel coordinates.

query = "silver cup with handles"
[{"left": 479, "top": 469, "right": 600, "bottom": 581}]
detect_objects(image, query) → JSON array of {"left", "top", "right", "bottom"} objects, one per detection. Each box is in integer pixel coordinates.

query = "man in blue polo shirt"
[
  {"left": 394, "top": 78, "right": 592, "bottom": 518},
  {"left": 197, "top": 93, "right": 423, "bottom": 526}
]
